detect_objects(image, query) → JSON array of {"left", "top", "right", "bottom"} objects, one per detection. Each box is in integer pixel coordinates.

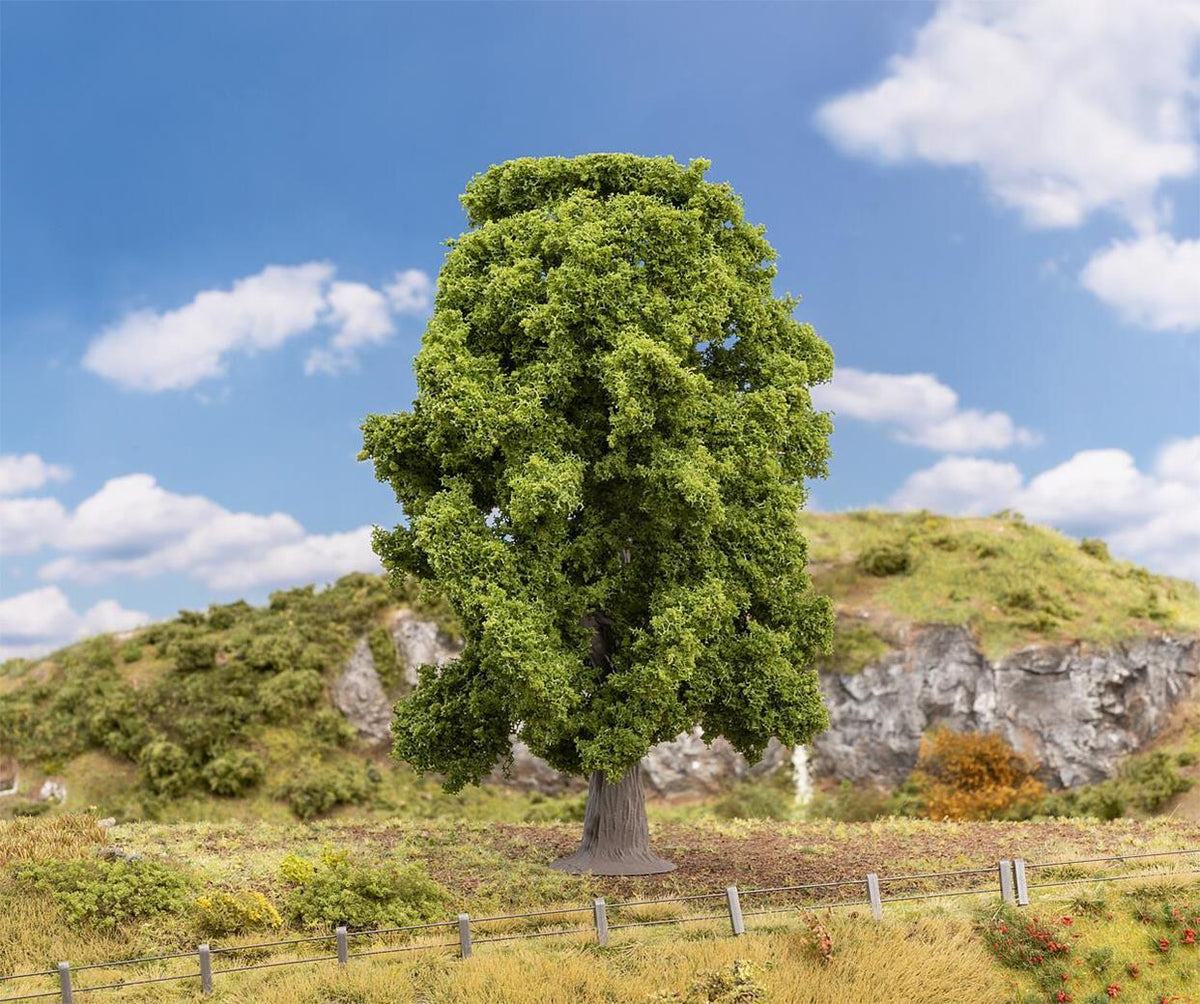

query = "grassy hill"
[{"left": 2, "top": 511, "right": 1198, "bottom": 825}]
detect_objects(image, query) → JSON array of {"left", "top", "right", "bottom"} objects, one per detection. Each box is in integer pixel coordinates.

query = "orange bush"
[{"left": 910, "top": 728, "right": 1045, "bottom": 820}]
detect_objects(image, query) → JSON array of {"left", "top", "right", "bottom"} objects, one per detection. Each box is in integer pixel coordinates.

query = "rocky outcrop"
[
  {"left": 813, "top": 626, "right": 1200, "bottom": 788},
  {"left": 332, "top": 614, "right": 462, "bottom": 744},
  {"left": 335, "top": 608, "right": 1200, "bottom": 794}
]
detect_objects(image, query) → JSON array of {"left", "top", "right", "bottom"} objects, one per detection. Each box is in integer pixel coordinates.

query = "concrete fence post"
[
  {"left": 999, "top": 859, "right": 1015, "bottom": 904},
  {"left": 337, "top": 926, "right": 348, "bottom": 965},
  {"left": 458, "top": 913, "right": 472, "bottom": 959},
  {"left": 57, "top": 962, "right": 72, "bottom": 1004},
  {"left": 725, "top": 885, "right": 745, "bottom": 936},
  {"left": 198, "top": 943, "right": 212, "bottom": 995},
  {"left": 592, "top": 898, "right": 609, "bottom": 947},
  {"left": 866, "top": 873, "right": 883, "bottom": 921},
  {"left": 1013, "top": 858, "right": 1029, "bottom": 906}
]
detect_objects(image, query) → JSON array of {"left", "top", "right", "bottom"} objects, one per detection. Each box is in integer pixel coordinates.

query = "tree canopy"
[{"left": 360, "top": 154, "right": 835, "bottom": 792}]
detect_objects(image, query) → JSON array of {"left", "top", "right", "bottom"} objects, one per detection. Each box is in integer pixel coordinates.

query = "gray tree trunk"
[{"left": 549, "top": 765, "right": 676, "bottom": 875}]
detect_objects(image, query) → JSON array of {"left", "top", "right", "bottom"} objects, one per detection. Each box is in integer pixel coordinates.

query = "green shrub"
[
  {"left": 194, "top": 890, "right": 283, "bottom": 936},
  {"left": 825, "top": 620, "right": 891, "bottom": 674},
  {"left": 368, "top": 626, "right": 403, "bottom": 692},
  {"left": 121, "top": 640, "right": 144, "bottom": 663},
  {"left": 650, "top": 959, "right": 766, "bottom": 1003},
  {"left": 1079, "top": 538, "right": 1110, "bottom": 561},
  {"left": 278, "top": 847, "right": 446, "bottom": 930},
  {"left": 306, "top": 708, "right": 357, "bottom": 747},
  {"left": 260, "top": 669, "right": 325, "bottom": 723},
  {"left": 522, "top": 792, "right": 588, "bottom": 823},
  {"left": 202, "top": 751, "right": 265, "bottom": 796},
  {"left": 140, "top": 740, "right": 196, "bottom": 797},
  {"left": 14, "top": 857, "right": 192, "bottom": 931},
  {"left": 172, "top": 638, "right": 217, "bottom": 673},
  {"left": 855, "top": 543, "right": 911, "bottom": 577},
  {"left": 1119, "top": 751, "right": 1192, "bottom": 811},
  {"left": 712, "top": 773, "right": 795, "bottom": 821},
  {"left": 277, "top": 763, "right": 372, "bottom": 820}
]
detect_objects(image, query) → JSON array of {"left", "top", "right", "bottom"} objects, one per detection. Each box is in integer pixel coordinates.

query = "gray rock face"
[
  {"left": 332, "top": 614, "right": 462, "bottom": 745},
  {"left": 812, "top": 626, "right": 1200, "bottom": 788},
  {"left": 331, "top": 638, "right": 394, "bottom": 744}
]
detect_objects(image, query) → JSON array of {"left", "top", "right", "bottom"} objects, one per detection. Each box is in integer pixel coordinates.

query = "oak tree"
[{"left": 360, "top": 154, "right": 834, "bottom": 874}]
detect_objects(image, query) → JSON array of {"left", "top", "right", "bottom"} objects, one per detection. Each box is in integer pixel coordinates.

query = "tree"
[{"left": 359, "top": 154, "right": 835, "bottom": 874}]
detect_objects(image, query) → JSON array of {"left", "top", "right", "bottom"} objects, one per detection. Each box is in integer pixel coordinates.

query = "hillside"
[{"left": 2, "top": 510, "right": 1198, "bottom": 824}]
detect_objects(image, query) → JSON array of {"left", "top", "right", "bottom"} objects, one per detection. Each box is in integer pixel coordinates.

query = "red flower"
[
  {"left": 1060, "top": 916, "right": 1073, "bottom": 926},
  {"left": 1056, "top": 992, "right": 1072, "bottom": 1003},
  {"left": 1158, "top": 937, "right": 1171, "bottom": 952},
  {"left": 1032, "top": 954, "right": 1043, "bottom": 964},
  {"left": 1126, "top": 962, "right": 1141, "bottom": 980},
  {"left": 1061, "top": 973, "right": 1070, "bottom": 982},
  {"left": 1106, "top": 986, "right": 1120, "bottom": 998},
  {"left": 1183, "top": 928, "right": 1196, "bottom": 945}
]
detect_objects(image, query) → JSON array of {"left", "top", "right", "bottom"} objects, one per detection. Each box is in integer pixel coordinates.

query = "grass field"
[{"left": 3, "top": 814, "right": 1200, "bottom": 1003}]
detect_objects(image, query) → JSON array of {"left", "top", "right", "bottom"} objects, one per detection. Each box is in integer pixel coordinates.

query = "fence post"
[
  {"left": 198, "top": 943, "right": 212, "bottom": 995},
  {"left": 1013, "top": 858, "right": 1029, "bottom": 906},
  {"left": 866, "top": 873, "right": 882, "bottom": 921},
  {"left": 999, "top": 859, "right": 1015, "bottom": 904},
  {"left": 458, "top": 913, "right": 472, "bottom": 959},
  {"left": 57, "top": 962, "right": 73, "bottom": 1004},
  {"left": 725, "top": 885, "right": 745, "bottom": 936},
  {"left": 592, "top": 898, "right": 609, "bottom": 947},
  {"left": 337, "top": 925, "right": 348, "bottom": 965}
]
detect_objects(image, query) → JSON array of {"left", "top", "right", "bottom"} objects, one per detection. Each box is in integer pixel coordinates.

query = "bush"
[
  {"left": 1036, "top": 750, "right": 1192, "bottom": 819},
  {"left": 140, "top": 740, "right": 196, "bottom": 798},
  {"left": 712, "top": 773, "right": 795, "bottom": 821},
  {"left": 908, "top": 728, "right": 1045, "bottom": 821},
  {"left": 278, "top": 847, "right": 446, "bottom": 930},
  {"left": 855, "top": 543, "right": 911, "bottom": 577},
  {"left": 194, "top": 890, "right": 283, "bottom": 936},
  {"left": 650, "top": 959, "right": 766, "bottom": 1003},
  {"left": 368, "top": 625, "right": 403, "bottom": 692},
  {"left": 1079, "top": 538, "right": 1110, "bottom": 561},
  {"left": 121, "top": 640, "right": 144, "bottom": 663},
  {"left": 202, "top": 751, "right": 265, "bottom": 796},
  {"left": 260, "top": 669, "right": 326, "bottom": 723},
  {"left": 306, "top": 708, "right": 357, "bottom": 747},
  {"left": 277, "top": 763, "right": 372, "bottom": 820},
  {"left": 172, "top": 637, "right": 218, "bottom": 673},
  {"left": 13, "top": 857, "right": 192, "bottom": 931}
]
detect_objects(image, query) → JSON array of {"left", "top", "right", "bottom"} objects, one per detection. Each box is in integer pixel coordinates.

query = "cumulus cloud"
[
  {"left": 890, "top": 436, "right": 1200, "bottom": 580},
  {"left": 0, "top": 496, "right": 69, "bottom": 555},
  {"left": 815, "top": 0, "right": 1200, "bottom": 230},
  {"left": 1081, "top": 233, "right": 1200, "bottom": 333},
  {"left": 0, "top": 453, "right": 71, "bottom": 496},
  {"left": 32, "top": 473, "right": 381, "bottom": 590},
  {"left": 811, "top": 367, "right": 1038, "bottom": 452},
  {"left": 83, "top": 263, "right": 433, "bottom": 391},
  {"left": 0, "top": 586, "right": 150, "bottom": 661}
]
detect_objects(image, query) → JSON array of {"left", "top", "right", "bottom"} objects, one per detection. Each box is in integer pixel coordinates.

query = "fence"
[{"left": 3, "top": 847, "right": 1198, "bottom": 1002}]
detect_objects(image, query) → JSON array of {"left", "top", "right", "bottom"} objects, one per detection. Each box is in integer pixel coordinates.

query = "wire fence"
[{"left": 3, "top": 847, "right": 1198, "bottom": 1002}]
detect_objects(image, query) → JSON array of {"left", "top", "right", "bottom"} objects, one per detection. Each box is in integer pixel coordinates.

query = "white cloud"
[
  {"left": 816, "top": 0, "right": 1200, "bottom": 231},
  {"left": 0, "top": 586, "right": 150, "bottom": 661},
  {"left": 1080, "top": 233, "right": 1200, "bottom": 333},
  {"left": 385, "top": 269, "right": 434, "bottom": 314},
  {"left": 890, "top": 436, "right": 1200, "bottom": 580},
  {"left": 890, "top": 456, "right": 1025, "bottom": 515},
  {"left": 812, "top": 367, "right": 1038, "bottom": 452},
  {"left": 0, "top": 453, "right": 70, "bottom": 496},
  {"left": 83, "top": 263, "right": 434, "bottom": 391},
  {"left": 305, "top": 281, "right": 396, "bottom": 376},
  {"left": 204, "top": 526, "right": 381, "bottom": 591},
  {"left": 0, "top": 497, "right": 69, "bottom": 555},
  {"left": 29, "top": 473, "right": 382, "bottom": 592}
]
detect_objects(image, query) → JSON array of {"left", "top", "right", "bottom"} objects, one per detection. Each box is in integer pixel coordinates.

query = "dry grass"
[{"left": 0, "top": 812, "right": 106, "bottom": 866}]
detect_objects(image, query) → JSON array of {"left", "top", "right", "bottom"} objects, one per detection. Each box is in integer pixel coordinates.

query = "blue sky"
[{"left": 2, "top": 1, "right": 1198, "bottom": 658}]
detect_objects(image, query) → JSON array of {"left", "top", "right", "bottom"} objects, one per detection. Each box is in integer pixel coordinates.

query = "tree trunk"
[{"left": 549, "top": 766, "right": 676, "bottom": 875}]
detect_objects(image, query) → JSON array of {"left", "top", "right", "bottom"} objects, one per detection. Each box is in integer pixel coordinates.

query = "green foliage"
[
  {"left": 360, "top": 153, "right": 834, "bottom": 790},
  {"left": 120, "top": 639, "right": 144, "bottom": 663},
  {"left": 368, "top": 625, "right": 403, "bottom": 693},
  {"left": 259, "top": 669, "right": 326, "bottom": 723},
  {"left": 13, "top": 857, "right": 192, "bottom": 931},
  {"left": 278, "top": 847, "right": 447, "bottom": 930},
  {"left": 711, "top": 771, "right": 796, "bottom": 821},
  {"left": 1037, "top": 751, "right": 1193, "bottom": 819},
  {"left": 305, "top": 708, "right": 357, "bottom": 748},
  {"left": 194, "top": 890, "right": 283, "bottom": 936},
  {"left": 650, "top": 959, "right": 766, "bottom": 1003},
  {"left": 276, "top": 763, "right": 375, "bottom": 820},
  {"left": 855, "top": 542, "right": 911, "bottom": 577},
  {"left": 171, "top": 637, "right": 217, "bottom": 673},
  {"left": 140, "top": 740, "right": 196, "bottom": 798},
  {"left": 202, "top": 751, "right": 265, "bottom": 796},
  {"left": 823, "top": 619, "right": 891, "bottom": 674},
  {"left": 1079, "top": 538, "right": 1110, "bottom": 562}
]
